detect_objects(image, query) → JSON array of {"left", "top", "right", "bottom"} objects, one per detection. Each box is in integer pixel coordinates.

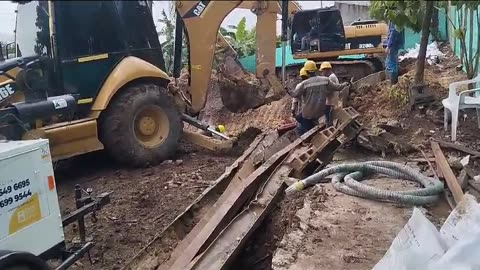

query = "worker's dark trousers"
[
  {"left": 325, "top": 105, "right": 333, "bottom": 127},
  {"left": 386, "top": 47, "right": 400, "bottom": 84},
  {"left": 295, "top": 114, "right": 316, "bottom": 135}
]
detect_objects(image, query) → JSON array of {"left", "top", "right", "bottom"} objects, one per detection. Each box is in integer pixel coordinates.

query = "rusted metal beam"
[
  {"left": 431, "top": 141, "right": 464, "bottom": 205},
  {"left": 167, "top": 126, "right": 323, "bottom": 270},
  {"left": 184, "top": 108, "right": 362, "bottom": 269},
  {"left": 122, "top": 134, "right": 266, "bottom": 270},
  {"left": 188, "top": 165, "right": 291, "bottom": 270}
]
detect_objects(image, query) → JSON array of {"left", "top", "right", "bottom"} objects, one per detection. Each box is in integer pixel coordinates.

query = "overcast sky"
[{"left": 0, "top": 1, "right": 335, "bottom": 42}]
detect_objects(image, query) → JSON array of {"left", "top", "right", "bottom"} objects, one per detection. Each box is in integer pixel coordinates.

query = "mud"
[{"left": 55, "top": 142, "right": 243, "bottom": 270}]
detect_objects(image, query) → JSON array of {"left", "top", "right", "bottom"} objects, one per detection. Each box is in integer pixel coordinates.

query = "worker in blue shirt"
[{"left": 385, "top": 22, "right": 404, "bottom": 84}]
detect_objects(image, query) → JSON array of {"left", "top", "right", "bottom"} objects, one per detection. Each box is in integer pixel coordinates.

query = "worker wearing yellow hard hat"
[
  {"left": 287, "top": 60, "right": 349, "bottom": 135},
  {"left": 291, "top": 68, "right": 310, "bottom": 117},
  {"left": 319, "top": 61, "right": 332, "bottom": 71},
  {"left": 299, "top": 67, "right": 308, "bottom": 78},
  {"left": 319, "top": 61, "right": 339, "bottom": 127},
  {"left": 303, "top": 60, "right": 317, "bottom": 73}
]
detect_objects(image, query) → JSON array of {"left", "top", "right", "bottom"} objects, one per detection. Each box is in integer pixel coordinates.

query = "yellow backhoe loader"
[{"left": 0, "top": 0, "right": 296, "bottom": 167}]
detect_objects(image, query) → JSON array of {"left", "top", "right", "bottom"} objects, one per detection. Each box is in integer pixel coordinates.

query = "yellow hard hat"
[
  {"left": 320, "top": 61, "right": 332, "bottom": 71},
  {"left": 216, "top": 125, "right": 225, "bottom": 133},
  {"left": 299, "top": 67, "right": 308, "bottom": 77},
  {"left": 303, "top": 60, "right": 317, "bottom": 72}
]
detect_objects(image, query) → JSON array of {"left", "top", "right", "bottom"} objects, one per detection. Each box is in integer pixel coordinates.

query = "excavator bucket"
[{"left": 216, "top": 55, "right": 270, "bottom": 113}]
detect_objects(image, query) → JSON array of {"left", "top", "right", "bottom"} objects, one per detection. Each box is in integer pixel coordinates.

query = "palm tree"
[
  {"left": 157, "top": 8, "right": 188, "bottom": 74},
  {"left": 221, "top": 17, "right": 256, "bottom": 58}
]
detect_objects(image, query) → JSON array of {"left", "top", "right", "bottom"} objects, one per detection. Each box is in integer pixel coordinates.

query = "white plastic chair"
[{"left": 443, "top": 75, "right": 480, "bottom": 141}]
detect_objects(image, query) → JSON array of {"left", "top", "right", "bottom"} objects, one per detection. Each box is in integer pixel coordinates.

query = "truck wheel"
[
  {"left": 100, "top": 83, "right": 183, "bottom": 167},
  {"left": 0, "top": 251, "right": 49, "bottom": 270}
]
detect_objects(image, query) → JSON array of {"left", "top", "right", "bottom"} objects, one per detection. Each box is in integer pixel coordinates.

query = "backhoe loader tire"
[{"left": 100, "top": 83, "right": 182, "bottom": 167}]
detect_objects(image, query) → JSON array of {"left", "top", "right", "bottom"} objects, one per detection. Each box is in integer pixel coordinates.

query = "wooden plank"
[
  {"left": 431, "top": 141, "right": 464, "bottom": 204},
  {"left": 434, "top": 139, "right": 480, "bottom": 157}
]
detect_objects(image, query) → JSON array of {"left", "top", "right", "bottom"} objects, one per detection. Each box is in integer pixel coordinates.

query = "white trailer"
[{"left": 0, "top": 139, "right": 110, "bottom": 270}]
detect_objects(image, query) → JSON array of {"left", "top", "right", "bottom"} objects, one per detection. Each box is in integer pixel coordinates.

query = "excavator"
[
  {"left": 0, "top": 0, "right": 386, "bottom": 168},
  {"left": 289, "top": 6, "right": 388, "bottom": 80}
]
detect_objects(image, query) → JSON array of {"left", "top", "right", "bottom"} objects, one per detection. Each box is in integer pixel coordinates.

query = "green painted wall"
[
  {"left": 403, "top": 9, "right": 449, "bottom": 50},
  {"left": 445, "top": 5, "right": 479, "bottom": 76}
]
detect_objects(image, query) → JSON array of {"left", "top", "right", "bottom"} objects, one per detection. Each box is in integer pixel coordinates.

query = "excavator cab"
[
  {"left": 290, "top": 6, "right": 388, "bottom": 80},
  {"left": 291, "top": 7, "right": 346, "bottom": 54}
]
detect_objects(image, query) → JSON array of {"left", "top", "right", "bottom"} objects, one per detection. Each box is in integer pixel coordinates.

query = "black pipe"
[
  {"left": 281, "top": 0, "right": 289, "bottom": 42},
  {"left": 55, "top": 242, "right": 94, "bottom": 270},
  {"left": 281, "top": 0, "right": 289, "bottom": 84},
  {"left": 74, "top": 185, "right": 86, "bottom": 243},
  {"left": 173, "top": 11, "right": 184, "bottom": 79},
  {"left": 0, "top": 43, "right": 4, "bottom": 62}
]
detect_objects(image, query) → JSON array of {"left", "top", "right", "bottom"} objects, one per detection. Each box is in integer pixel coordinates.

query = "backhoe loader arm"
[
  {"left": 176, "top": 1, "right": 301, "bottom": 114},
  {"left": 175, "top": 1, "right": 242, "bottom": 113}
]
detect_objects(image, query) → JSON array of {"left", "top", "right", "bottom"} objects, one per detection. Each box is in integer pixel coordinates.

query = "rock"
[
  {"left": 356, "top": 130, "right": 391, "bottom": 154},
  {"left": 457, "top": 169, "right": 469, "bottom": 190},
  {"left": 386, "top": 120, "right": 400, "bottom": 127},
  {"left": 414, "top": 128, "right": 424, "bottom": 137},
  {"left": 162, "top": 160, "right": 174, "bottom": 165},
  {"left": 460, "top": 155, "right": 471, "bottom": 167},
  {"left": 174, "top": 159, "right": 184, "bottom": 166},
  {"left": 448, "top": 157, "right": 463, "bottom": 171}
]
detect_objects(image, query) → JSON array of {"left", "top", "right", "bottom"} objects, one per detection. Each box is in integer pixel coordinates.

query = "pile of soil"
[
  {"left": 350, "top": 68, "right": 448, "bottom": 128},
  {"left": 347, "top": 42, "right": 476, "bottom": 155},
  {"left": 179, "top": 71, "right": 294, "bottom": 138},
  {"left": 217, "top": 65, "right": 270, "bottom": 113}
]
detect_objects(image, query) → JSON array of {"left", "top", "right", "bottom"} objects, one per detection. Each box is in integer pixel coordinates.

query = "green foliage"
[
  {"left": 370, "top": 0, "right": 426, "bottom": 32},
  {"left": 387, "top": 85, "right": 409, "bottom": 106},
  {"left": 158, "top": 9, "right": 188, "bottom": 74},
  {"left": 224, "top": 17, "right": 256, "bottom": 58}
]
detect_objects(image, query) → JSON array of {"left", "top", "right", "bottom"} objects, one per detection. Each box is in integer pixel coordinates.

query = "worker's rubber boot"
[{"left": 391, "top": 71, "right": 399, "bottom": 85}]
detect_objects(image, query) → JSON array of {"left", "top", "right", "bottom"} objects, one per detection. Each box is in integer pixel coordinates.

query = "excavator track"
[
  {"left": 280, "top": 57, "right": 383, "bottom": 83},
  {"left": 122, "top": 107, "right": 362, "bottom": 270}
]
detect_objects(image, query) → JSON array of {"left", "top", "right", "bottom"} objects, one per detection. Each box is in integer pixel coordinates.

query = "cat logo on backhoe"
[{"left": 193, "top": 1, "right": 207, "bottom": 16}]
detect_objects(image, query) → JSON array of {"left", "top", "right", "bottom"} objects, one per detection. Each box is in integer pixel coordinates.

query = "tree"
[
  {"left": 415, "top": 1, "right": 435, "bottom": 85},
  {"left": 370, "top": 1, "right": 435, "bottom": 85},
  {"left": 158, "top": 8, "right": 188, "bottom": 74},
  {"left": 441, "top": 1, "right": 480, "bottom": 79},
  {"left": 222, "top": 17, "right": 256, "bottom": 58}
]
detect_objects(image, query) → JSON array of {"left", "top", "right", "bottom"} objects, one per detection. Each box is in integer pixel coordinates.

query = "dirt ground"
[
  {"left": 230, "top": 148, "right": 452, "bottom": 270},
  {"left": 55, "top": 143, "right": 239, "bottom": 270}
]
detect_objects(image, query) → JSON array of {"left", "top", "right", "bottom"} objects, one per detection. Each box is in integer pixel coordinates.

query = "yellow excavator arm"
[{"left": 175, "top": 0, "right": 300, "bottom": 114}]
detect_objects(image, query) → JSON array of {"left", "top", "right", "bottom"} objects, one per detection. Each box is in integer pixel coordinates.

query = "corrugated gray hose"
[{"left": 285, "top": 161, "right": 444, "bottom": 205}]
